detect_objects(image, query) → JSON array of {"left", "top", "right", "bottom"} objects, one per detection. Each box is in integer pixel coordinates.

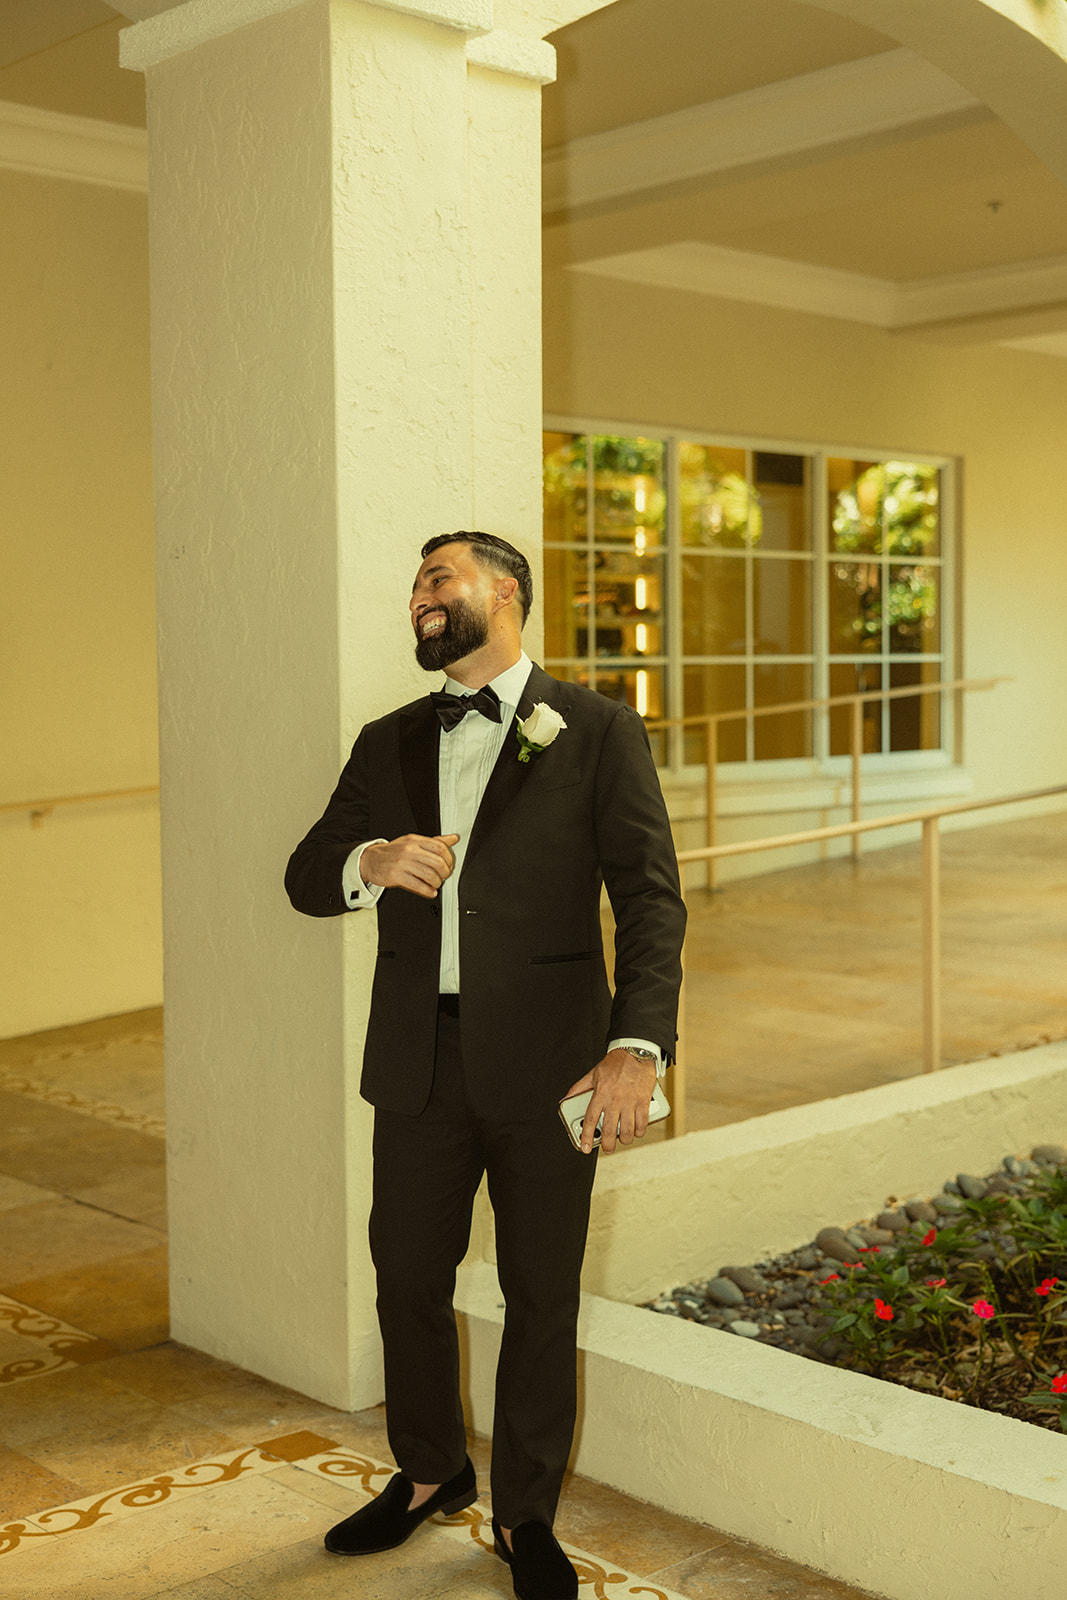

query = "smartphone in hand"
[{"left": 558, "top": 1082, "right": 671, "bottom": 1150}]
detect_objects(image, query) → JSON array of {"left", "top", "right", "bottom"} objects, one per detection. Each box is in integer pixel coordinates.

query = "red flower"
[
  {"left": 926, "top": 1277, "right": 947, "bottom": 1289},
  {"left": 972, "top": 1299, "right": 995, "bottom": 1320},
  {"left": 922, "top": 1228, "right": 937, "bottom": 1246},
  {"left": 844, "top": 1261, "right": 865, "bottom": 1271},
  {"left": 859, "top": 1245, "right": 881, "bottom": 1253},
  {"left": 1051, "top": 1374, "right": 1067, "bottom": 1395},
  {"left": 874, "top": 1299, "right": 894, "bottom": 1321},
  {"left": 819, "top": 1274, "right": 840, "bottom": 1284},
  {"left": 1036, "top": 1278, "right": 1059, "bottom": 1297}
]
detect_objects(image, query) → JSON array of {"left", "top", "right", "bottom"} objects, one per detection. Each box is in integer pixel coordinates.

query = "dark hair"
[{"left": 420, "top": 531, "right": 533, "bottom": 625}]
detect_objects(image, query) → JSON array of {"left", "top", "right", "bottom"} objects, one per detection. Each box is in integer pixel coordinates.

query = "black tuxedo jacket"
[{"left": 285, "top": 664, "right": 686, "bottom": 1120}]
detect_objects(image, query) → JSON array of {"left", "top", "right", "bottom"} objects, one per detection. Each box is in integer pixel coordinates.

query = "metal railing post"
[
  {"left": 851, "top": 698, "right": 863, "bottom": 860},
  {"left": 705, "top": 717, "right": 718, "bottom": 891},
  {"left": 921, "top": 815, "right": 942, "bottom": 1073},
  {"left": 669, "top": 882, "right": 688, "bottom": 1137}
]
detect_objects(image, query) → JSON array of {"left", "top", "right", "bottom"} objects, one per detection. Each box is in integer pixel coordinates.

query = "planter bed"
[
  {"left": 646, "top": 1143, "right": 1067, "bottom": 1432},
  {"left": 456, "top": 1041, "right": 1067, "bottom": 1600}
]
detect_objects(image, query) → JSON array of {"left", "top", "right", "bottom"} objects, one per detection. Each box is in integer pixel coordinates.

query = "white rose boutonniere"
[{"left": 516, "top": 702, "right": 567, "bottom": 763}]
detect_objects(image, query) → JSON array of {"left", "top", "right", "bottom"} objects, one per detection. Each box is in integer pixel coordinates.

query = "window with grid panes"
[{"left": 543, "top": 427, "right": 948, "bottom": 770}]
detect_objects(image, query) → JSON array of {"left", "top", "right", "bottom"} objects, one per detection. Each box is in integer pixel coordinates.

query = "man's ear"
[{"left": 493, "top": 576, "right": 519, "bottom": 611}]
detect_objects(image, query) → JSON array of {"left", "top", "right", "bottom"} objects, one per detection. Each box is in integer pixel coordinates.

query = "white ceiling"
[
  {"left": 545, "top": 0, "right": 1067, "bottom": 353},
  {"left": 0, "top": 0, "right": 1065, "bottom": 353}
]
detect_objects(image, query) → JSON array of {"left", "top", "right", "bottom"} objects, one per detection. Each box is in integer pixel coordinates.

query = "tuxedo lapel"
[
  {"left": 463, "top": 664, "right": 562, "bottom": 866},
  {"left": 399, "top": 699, "right": 441, "bottom": 836}
]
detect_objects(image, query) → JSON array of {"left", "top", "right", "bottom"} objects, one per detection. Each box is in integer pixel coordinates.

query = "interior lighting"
[
  {"left": 635, "top": 623, "right": 648, "bottom": 654},
  {"left": 634, "top": 484, "right": 647, "bottom": 514},
  {"left": 634, "top": 529, "right": 646, "bottom": 554},
  {"left": 636, "top": 670, "right": 648, "bottom": 716},
  {"left": 635, "top": 576, "right": 647, "bottom": 610}
]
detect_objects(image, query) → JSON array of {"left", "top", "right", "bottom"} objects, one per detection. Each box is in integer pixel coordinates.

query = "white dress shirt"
[{"left": 341, "top": 650, "right": 664, "bottom": 1076}]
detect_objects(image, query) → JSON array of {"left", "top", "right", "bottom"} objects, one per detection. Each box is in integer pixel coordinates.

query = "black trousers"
[{"left": 368, "top": 1002, "right": 598, "bottom": 1528}]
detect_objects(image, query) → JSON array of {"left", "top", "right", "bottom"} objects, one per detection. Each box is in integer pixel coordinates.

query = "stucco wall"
[{"left": 0, "top": 167, "right": 160, "bottom": 1039}]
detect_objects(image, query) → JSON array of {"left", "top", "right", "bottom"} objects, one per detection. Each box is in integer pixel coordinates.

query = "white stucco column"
[{"left": 121, "top": 0, "right": 551, "bottom": 1407}]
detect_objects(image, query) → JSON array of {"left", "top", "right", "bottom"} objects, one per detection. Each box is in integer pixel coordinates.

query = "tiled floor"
[
  {"left": 5, "top": 810, "right": 1064, "bottom": 1598},
  {"left": 0, "top": 1014, "right": 872, "bottom": 1598}
]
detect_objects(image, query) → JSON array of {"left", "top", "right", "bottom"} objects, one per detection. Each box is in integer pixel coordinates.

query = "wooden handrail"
[
  {"left": 667, "top": 780, "right": 1067, "bottom": 1138},
  {"left": 645, "top": 674, "right": 1006, "bottom": 731},
  {"left": 646, "top": 674, "right": 1008, "bottom": 889},
  {"left": 1, "top": 785, "right": 160, "bottom": 829}
]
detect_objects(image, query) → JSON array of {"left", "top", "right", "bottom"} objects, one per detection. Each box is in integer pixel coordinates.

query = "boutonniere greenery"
[{"left": 516, "top": 702, "right": 567, "bottom": 763}]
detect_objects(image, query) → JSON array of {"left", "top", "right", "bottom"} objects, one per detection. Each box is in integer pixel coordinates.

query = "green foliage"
[
  {"left": 815, "top": 1165, "right": 1067, "bottom": 1425},
  {"left": 831, "top": 461, "right": 939, "bottom": 557}
]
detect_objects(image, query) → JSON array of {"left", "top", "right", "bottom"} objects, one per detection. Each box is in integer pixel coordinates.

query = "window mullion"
[{"left": 666, "top": 434, "right": 684, "bottom": 774}]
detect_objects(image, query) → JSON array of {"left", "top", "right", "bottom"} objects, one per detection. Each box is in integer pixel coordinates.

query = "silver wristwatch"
[{"left": 622, "top": 1046, "right": 657, "bottom": 1064}]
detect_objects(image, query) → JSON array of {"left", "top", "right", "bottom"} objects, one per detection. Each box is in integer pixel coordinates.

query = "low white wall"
[
  {"left": 455, "top": 1044, "right": 1067, "bottom": 1600},
  {"left": 456, "top": 1263, "right": 1067, "bottom": 1600}
]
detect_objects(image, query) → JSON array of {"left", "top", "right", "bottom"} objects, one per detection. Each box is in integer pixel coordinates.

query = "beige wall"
[
  {"left": 543, "top": 267, "right": 1067, "bottom": 858},
  {"left": 0, "top": 167, "right": 160, "bottom": 1039}
]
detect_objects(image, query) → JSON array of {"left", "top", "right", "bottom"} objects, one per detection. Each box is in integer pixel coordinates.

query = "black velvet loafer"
[
  {"left": 323, "top": 1457, "right": 476, "bottom": 1555},
  {"left": 492, "top": 1516, "right": 579, "bottom": 1600}
]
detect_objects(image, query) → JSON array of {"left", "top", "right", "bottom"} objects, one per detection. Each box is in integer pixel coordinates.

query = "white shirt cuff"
[
  {"left": 342, "top": 840, "right": 387, "bottom": 908},
  {"left": 609, "top": 1037, "right": 666, "bottom": 1078}
]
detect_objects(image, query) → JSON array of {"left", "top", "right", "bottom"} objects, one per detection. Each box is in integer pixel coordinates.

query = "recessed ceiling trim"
[
  {"left": 570, "top": 243, "right": 898, "bottom": 324},
  {"left": 568, "top": 241, "right": 1067, "bottom": 341},
  {"left": 1001, "top": 332, "right": 1067, "bottom": 358},
  {"left": 0, "top": 99, "right": 147, "bottom": 192},
  {"left": 542, "top": 48, "right": 982, "bottom": 215}
]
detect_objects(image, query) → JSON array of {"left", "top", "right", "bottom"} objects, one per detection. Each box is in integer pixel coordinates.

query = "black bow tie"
[{"left": 430, "top": 685, "right": 503, "bottom": 732}]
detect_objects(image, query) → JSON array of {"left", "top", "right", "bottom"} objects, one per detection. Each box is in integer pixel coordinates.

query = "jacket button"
[{"left": 465, "top": 909, "right": 478, "bottom": 916}]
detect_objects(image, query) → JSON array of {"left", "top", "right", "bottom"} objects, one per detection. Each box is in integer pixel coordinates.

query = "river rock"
[
  {"left": 816, "top": 1227, "right": 862, "bottom": 1264},
  {"left": 728, "top": 1320, "right": 762, "bottom": 1339},
  {"left": 1032, "top": 1144, "right": 1067, "bottom": 1166},
  {"left": 877, "top": 1211, "right": 910, "bottom": 1232},
  {"left": 772, "top": 1289, "right": 803, "bottom": 1310},
  {"left": 718, "top": 1265, "right": 766, "bottom": 1294},
  {"left": 957, "top": 1174, "right": 988, "bottom": 1200},
  {"left": 857, "top": 1226, "right": 896, "bottom": 1245},
  {"left": 905, "top": 1199, "right": 938, "bottom": 1223},
  {"left": 705, "top": 1276, "right": 745, "bottom": 1307},
  {"left": 795, "top": 1248, "right": 820, "bottom": 1270}
]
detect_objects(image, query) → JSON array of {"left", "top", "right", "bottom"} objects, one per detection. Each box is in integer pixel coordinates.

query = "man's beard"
[{"left": 414, "top": 597, "right": 490, "bottom": 672}]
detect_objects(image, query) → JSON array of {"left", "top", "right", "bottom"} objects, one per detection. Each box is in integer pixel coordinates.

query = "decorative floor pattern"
[
  {"left": 0, "top": 1295, "right": 115, "bottom": 1388},
  {"left": 1, "top": 1432, "right": 689, "bottom": 1600},
  {"left": 0, "top": 1069, "right": 166, "bottom": 1138}
]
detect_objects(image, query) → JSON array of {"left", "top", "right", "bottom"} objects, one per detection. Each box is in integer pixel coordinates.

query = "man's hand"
[
  {"left": 563, "top": 1048, "right": 657, "bottom": 1155},
  {"left": 360, "top": 834, "right": 460, "bottom": 899}
]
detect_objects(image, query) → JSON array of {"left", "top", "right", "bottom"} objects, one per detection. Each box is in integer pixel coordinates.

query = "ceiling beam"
[{"left": 542, "top": 48, "right": 986, "bottom": 216}]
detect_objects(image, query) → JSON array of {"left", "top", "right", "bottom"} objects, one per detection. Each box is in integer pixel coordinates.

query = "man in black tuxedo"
[{"left": 285, "top": 532, "right": 685, "bottom": 1600}]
